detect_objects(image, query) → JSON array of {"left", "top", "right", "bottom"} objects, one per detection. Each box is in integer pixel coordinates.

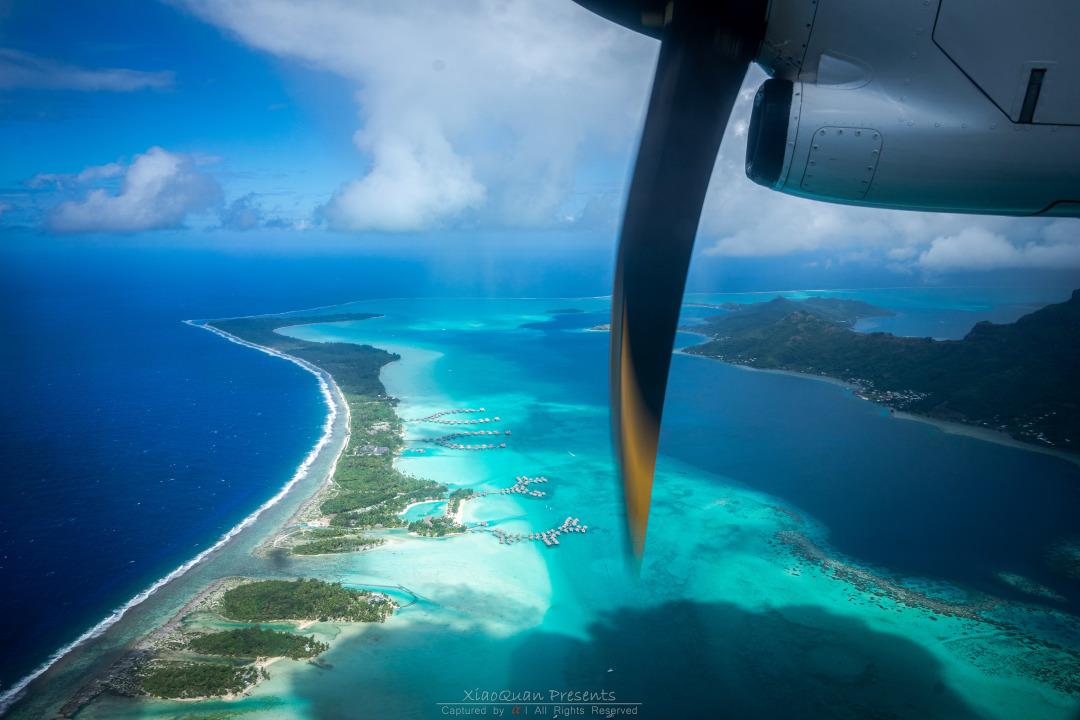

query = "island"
[
  {"left": 126, "top": 578, "right": 394, "bottom": 700},
  {"left": 34, "top": 298, "right": 1078, "bottom": 720},
  {"left": 216, "top": 578, "right": 393, "bottom": 623},
  {"left": 409, "top": 514, "right": 466, "bottom": 537},
  {"left": 684, "top": 293, "right": 1080, "bottom": 451},
  {"left": 187, "top": 627, "right": 328, "bottom": 659},
  {"left": 699, "top": 296, "right": 894, "bottom": 330},
  {"left": 205, "top": 314, "right": 448, "bottom": 553}
]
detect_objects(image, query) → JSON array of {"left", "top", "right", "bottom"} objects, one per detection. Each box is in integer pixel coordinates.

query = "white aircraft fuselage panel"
[
  {"left": 935, "top": 0, "right": 1080, "bottom": 126},
  {"left": 748, "top": 0, "right": 1080, "bottom": 216}
]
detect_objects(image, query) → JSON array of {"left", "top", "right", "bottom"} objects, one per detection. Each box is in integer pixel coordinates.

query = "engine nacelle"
[
  {"left": 746, "top": 78, "right": 1080, "bottom": 217},
  {"left": 747, "top": 0, "right": 1080, "bottom": 217}
]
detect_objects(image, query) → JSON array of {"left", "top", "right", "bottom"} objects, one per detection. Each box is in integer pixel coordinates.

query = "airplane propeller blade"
[{"left": 607, "top": 1, "right": 765, "bottom": 562}]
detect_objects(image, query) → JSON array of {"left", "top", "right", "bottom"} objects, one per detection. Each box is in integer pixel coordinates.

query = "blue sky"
[
  {"left": 0, "top": 0, "right": 364, "bottom": 230},
  {"left": 1, "top": 0, "right": 647, "bottom": 238},
  {"left": 2, "top": 0, "right": 1079, "bottom": 282}
]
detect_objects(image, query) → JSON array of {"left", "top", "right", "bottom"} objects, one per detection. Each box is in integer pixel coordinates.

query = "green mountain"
[
  {"left": 685, "top": 293, "right": 1080, "bottom": 451},
  {"left": 697, "top": 297, "right": 892, "bottom": 334}
]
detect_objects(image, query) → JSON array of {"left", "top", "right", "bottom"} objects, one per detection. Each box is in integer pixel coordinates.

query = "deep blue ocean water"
[
  {"left": 0, "top": 234, "right": 620, "bottom": 691},
  {"left": 3, "top": 231, "right": 1079, "bottom": 700},
  {"left": 0, "top": 250, "right": 328, "bottom": 690}
]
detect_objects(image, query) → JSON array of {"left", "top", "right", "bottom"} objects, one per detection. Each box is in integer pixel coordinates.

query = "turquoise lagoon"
[{"left": 74, "top": 290, "right": 1080, "bottom": 719}]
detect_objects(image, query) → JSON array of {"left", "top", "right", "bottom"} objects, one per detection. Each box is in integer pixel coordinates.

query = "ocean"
[
  {"left": 4, "top": 235, "right": 1080, "bottom": 718},
  {"left": 0, "top": 234, "right": 616, "bottom": 698}
]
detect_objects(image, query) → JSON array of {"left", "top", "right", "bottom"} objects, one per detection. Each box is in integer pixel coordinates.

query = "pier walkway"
[
  {"left": 408, "top": 408, "right": 502, "bottom": 425},
  {"left": 424, "top": 429, "right": 510, "bottom": 451},
  {"left": 487, "top": 516, "right": 588, "bottom": 547},
  {"left": 406, "top": 410, "right": 590, "bottom": 551}
]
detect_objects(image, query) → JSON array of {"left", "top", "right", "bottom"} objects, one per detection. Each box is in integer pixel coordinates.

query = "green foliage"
[
  {"left": 319, "top": 492, "right": 385, "bottom": 515},
  {"left": 292, "top": 534, "right": 383, "bottom": 555},
  {"left": 220, "top": 579, "right": 393, "bottom": 623},
  {"left": 141, "top": 662, "right": 258, "bottom": 699},
  {"left": 319, "top": 465, "right": 440, "bottom": 516},
  {"left": 297, "top": 527, "right": 353, "bottom": 539},
  {"left": 188, "top": 627, "right": 327, "bottom": 659},
  {"left": 322, "top": 456, "right": 443, "bottom": 528},
  {"left": 695, "top": 297, "right": 890, "bottom": 337},
  {"left": 348, "top": 396, "right": 403, "bottom": 449},
  {"left": 446, "top": 488, "right": 476, "bottom": 516},
  {"left": 409, "top": 515, "right": 465, "bottom": 537},
  {"left": 328, "top": 507, "right": 406, "bottom": 529}
]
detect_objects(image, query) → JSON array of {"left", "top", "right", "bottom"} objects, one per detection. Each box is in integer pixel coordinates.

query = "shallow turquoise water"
[
  {"left": 81, "top": 291, "right": 1080, "bottom": 719},
  {"left": 401, "top": 501, "right": 448, "bottom": 522}
]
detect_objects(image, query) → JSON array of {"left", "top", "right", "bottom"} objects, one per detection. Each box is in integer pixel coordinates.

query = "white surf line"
[{"left": 0, "top": 319, "right": 350, "bottom": 716}]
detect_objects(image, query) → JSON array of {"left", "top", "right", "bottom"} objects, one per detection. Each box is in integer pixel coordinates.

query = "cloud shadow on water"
[{"left": 291, "top": 600, "right": 981, "bottom": 719}]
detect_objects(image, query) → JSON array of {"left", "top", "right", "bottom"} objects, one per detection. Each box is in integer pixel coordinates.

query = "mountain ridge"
[{"left": 685, "top": 292, "right": 1080, "bottom": 451}]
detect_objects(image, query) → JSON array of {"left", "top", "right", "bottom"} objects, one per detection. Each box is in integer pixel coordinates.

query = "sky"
[{"left": 2, "top": 0, "right": 1079, "bottom": 284}]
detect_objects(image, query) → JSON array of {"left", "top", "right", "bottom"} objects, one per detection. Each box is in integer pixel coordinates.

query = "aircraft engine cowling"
[
  {"left": 747, "top": 0, "right": 1080, "bottom": 218},
  {"left": 746, "top": 77, "right": 1080, "bottom": 217}
]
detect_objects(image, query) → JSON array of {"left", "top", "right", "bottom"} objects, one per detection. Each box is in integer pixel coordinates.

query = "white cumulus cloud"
[
  {"left": 918, "top": 225, "right": 1080, "bottom": 271},
  {"left": 46, "top": 147, "right": 222, "bottom": 233},
  {"left": 180, "top": 0, "right": 656, "bottom": 232},
  {"left": 697, "top": 67, "right": 1080, "bottom": 272},
  {"left": 322, "top": 122, "right": 486, "bottom": 231},
  {"left": 179, "top": 1, "right": 1080, "bottom": 270}
]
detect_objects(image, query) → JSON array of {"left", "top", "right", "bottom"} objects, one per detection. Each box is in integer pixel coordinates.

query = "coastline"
[
  {"left": 676, "top": 348, "right": 1080, "bottom": 469},
  {"left": 889, "top": 409, "right": 1080, "bottom": 468},
  {"left": 1, "top": 320, "right": 351, "bottom": 717},
  {"left": 184, "top": 320, "right": 356, "bottom": 538},
  {"left": 186, "top": 320, "right": 356, "bottom": 542},
  {"left": 11, "top": 294, "right": 1080, "bottom": 720}
]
